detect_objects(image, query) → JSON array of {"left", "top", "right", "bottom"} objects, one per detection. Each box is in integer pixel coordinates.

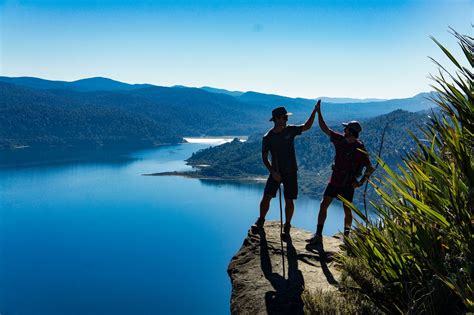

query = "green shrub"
[
  {"left": 302, "top": 285, "right": 384, "bottom": 315},
  {"left": 307, "top": 28, "right": 473, "bottom": 314}
]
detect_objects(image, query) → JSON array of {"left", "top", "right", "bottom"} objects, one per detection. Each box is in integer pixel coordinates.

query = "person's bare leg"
[
  {"left": 259, "top": 194, "right": 272, "bottom": 220},
  {"left": 284, "top": 198, "right": 294, "bottom": 225},
  {"left": 316, "top": 195, "right": 333, "bottom": 236},
  {"left": 317, "top": 195, "right": 333, "bottom": 226},
  {"left": 306, "top": 195, "right": 333, "bottom": 242},
  {"left": 252, "top": 194, "right": 273, "bottom": 230}
]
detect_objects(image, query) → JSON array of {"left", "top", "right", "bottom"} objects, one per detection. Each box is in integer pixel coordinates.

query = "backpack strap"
[{"left": 333, "top": 138, "right": 365, "bottom": 186}]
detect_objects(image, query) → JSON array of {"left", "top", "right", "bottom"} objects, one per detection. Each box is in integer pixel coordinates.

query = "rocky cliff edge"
[{"left": 227, "top": 221, "right": 343, "bottom": 314}]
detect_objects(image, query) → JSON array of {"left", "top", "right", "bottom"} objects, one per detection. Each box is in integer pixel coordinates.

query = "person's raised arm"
[
  {"left": 302, "top": 100, "right": 320, "bottom": 132},
  {"left": 316, "top": 101, "right": 331, "bottom": 136}
]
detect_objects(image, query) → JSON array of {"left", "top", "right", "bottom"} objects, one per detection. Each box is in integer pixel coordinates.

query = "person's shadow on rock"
[
  {"left": 305, "top": 241, "right": 339, "bottom": 286},
  {"left": 258, "top": 229, "right": 304, "bottom": 315}
]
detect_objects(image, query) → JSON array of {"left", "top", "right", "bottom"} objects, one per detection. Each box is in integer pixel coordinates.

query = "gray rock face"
[{"left": 227, "top": 221, "right": 342, "bottom": 315}]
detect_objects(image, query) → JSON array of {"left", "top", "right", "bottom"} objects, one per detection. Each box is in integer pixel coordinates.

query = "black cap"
[
  {"left": 270, "top": 107, "right": 293, "bottom": 121},
  {"left": 342, "top": 121, "right": 362, "bottom": 133}
]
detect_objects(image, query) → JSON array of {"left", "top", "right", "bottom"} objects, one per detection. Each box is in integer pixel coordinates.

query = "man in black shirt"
[{"left": 252, "top": 101, "right": 320, "bottom": 237}]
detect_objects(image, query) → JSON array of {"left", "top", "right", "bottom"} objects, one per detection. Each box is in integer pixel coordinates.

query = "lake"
[{"left": 0, "top": 141, "right": 346, "bottom": 315}]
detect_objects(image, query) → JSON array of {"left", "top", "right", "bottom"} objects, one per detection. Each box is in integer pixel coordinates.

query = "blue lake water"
[{"left": 0, "top": 143, "right": 346, "bottom": 315}]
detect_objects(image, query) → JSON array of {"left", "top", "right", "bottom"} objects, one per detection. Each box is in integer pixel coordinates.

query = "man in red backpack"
[{"left": 306, "top": 101, "right": 375, "bottom": 244}]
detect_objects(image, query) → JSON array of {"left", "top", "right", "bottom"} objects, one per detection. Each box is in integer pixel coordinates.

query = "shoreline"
[
  {"left": 182, "top": 136, "right": 247, "bottom": 145},
  {"left": 1, "top": 135, "right": 247, "bottom": 150},
  {"left": 142, "top": 171, "right": 267, "bottom": 183}
]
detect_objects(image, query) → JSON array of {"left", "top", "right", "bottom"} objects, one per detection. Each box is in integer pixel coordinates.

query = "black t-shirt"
[{"left": 262, "top": 125, "right": 304, "bottom": 174}]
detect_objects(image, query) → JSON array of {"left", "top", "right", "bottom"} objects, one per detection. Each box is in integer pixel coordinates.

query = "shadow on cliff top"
[{"left": 258, "top": 229, "right": 305, "bottom": 315}]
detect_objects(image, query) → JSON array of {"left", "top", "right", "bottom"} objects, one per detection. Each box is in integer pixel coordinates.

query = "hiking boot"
[
  {"left": 251, "top": 217, "right": 265, "bottom": 232},
  {"left": 281, "top": 223, "right": 291, "bottom": 239},
  {"left": 305, "top": 233, "right": 322, "bottom": 245}
]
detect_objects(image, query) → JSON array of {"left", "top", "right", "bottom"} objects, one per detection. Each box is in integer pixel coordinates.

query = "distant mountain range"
[
  {"left": 0, "top": 76, "right": 155, "bottom": 92},
  {"left": 0, "top": 76, "right": 438, "bottom": 148},
  {"left": 169, "top": 84, "right": 386, "bottom": 102},
  {"left": 0, "top": 76, "right": 430, "bottom": 107}
]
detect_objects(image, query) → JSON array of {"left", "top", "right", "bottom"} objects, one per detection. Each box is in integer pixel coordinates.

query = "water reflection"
[
  {"left": 199, "top": 178, "right": 265, "bottom": 190},
  {"left": 0, "top": 146, "right": 138, "bottom": 170}
]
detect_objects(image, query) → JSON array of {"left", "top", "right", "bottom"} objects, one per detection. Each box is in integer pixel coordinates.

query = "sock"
[
  {"left": 316, "top": 224, "right": 324, "bottom": 236},
  {"left": 344, "top": 227, "right": 351, "bottom": 236}
]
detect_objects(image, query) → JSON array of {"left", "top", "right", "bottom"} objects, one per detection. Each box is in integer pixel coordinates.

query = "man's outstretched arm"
[
  {"left": 302, "top": 100, "right": 320, "bottom": 132},
  {"left": 316, "top": 101, "right": 331, "bottom": 136}
]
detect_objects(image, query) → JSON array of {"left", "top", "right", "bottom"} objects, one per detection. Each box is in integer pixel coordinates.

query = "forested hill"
[
  {"left": 0, "top": 82, "right": 262, "bottom": 147},
  {"left": 187, "top": 109, "right": 431, "bottom": 202},
  {"left": 0, "top": 82, "right": 182, "bottom": 147},
  {"left": 0, "top": 75, "right": 437, "bottom": 148}
]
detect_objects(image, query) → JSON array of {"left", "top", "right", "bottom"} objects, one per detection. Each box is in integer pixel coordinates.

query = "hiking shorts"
[
  {"left": 264, "top": 172, "right": 298, "bottom": 200},
  {"left": 324, "top": 183, "right": 355, "bottom": 202}
]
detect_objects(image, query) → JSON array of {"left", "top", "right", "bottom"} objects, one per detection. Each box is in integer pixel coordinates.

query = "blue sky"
[{"left": 0, "top": 0, "right": 471, "bottom": 98}]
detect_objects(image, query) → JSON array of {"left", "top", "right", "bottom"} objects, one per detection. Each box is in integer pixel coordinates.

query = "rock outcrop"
[{"left": 227, "top": 221, "right": 342, "bottom": 315}]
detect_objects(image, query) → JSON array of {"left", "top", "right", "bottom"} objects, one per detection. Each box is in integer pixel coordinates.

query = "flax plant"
[{"left": 332, "top": 29, "right": 473, "bottom": 314}]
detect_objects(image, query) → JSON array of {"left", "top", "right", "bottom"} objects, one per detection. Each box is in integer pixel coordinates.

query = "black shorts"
[
  {"left": 264, "top": 172, "right": 298, "bottom": 200},
  {"left": 324, "top": 183, "right": 355, "bottom": 202}
]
